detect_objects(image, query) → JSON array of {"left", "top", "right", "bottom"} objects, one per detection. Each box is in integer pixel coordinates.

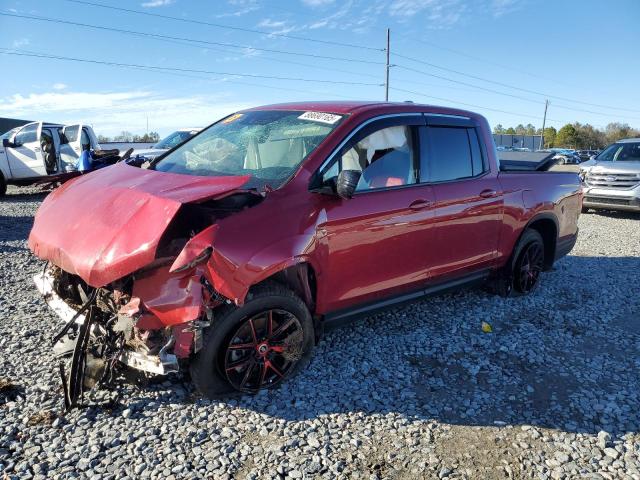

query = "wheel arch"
[
  {"left": 522, "top": 213, "right": 558, "bottom": 270},
  {"left": 250, "top": 260, "right": 318, "bottom": 314}
]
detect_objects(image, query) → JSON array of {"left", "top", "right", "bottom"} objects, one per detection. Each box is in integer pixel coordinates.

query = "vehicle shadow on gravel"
[
  {"left": 126, "top": 255, "right": 640, "bottom": 439},
  {"left": 0, "top": 216, "right": 37, "bottom": 243},
  {"left": 1, "top": 191, "right": 49, "bottom": 203}
]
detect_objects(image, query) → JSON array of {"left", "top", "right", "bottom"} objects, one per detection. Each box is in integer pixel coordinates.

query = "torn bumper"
[{"left": 34, "top": 270, "right": 179, "bottom": 375}]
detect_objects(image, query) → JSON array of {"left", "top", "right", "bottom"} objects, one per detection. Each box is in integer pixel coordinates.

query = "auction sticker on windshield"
[
  {"left": 222, "top": 113, "right": 243, "bottom": 124},
  {"left": 298, "top": 111, "right": 342, "bottom": 125}
]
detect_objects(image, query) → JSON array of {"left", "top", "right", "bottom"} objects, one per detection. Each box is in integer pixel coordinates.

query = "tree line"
[
  {"left": 493, "top": 122, "right": 640, "bottom": 149},
  {"left": 97, "top": 131, "right": 160, "bottom": 143}
]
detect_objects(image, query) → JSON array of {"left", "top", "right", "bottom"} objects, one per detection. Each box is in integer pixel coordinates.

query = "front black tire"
[
  {"left": 190, "top": 282, "right": 315, "bottom": 398},
  {"left": 581, "top": 206, "right": 590, "bottom": 214}
]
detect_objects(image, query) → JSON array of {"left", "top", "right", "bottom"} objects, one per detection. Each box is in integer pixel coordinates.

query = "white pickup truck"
[{"left": 0, "top": 121, "right": 101, "bottom": 196}]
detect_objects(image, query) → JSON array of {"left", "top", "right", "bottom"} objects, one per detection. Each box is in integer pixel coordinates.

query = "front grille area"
[
  {"left": 585, "top": 196, "right": 631, "bottom": 206},
  {"left": 586, "top": 172, "right": 640, "bottom": 189}
]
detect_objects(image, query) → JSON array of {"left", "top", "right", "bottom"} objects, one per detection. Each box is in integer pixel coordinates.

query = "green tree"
[
  {"left": 541, "top": 127, "right": 557, "bottom": 148},
  {"left": 515, "top": 124, "right": 526, "bottom": 135},
  {"left": 114, "top": 131, "right": 133, "bottom": 142},
  {"left": 604, "top": 122, "right": 637, "bottom": 144},
  {"left": 493, "top": 124, "right": 505, "bottom": 134},
  {"left": 524, "top": 123, "right": 536, "bottom": 136},
  {"left": 555, "top": 124, "right": 579, "bottom": 148},
  {"left": 505, "top": 127, "right": 516, "bottom": 134}
]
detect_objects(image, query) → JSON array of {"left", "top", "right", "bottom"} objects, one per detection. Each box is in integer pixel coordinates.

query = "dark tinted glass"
[
  {"left": 424, "top": 127, "right": 473, "bottom": 182},
  {"left": 468, "top": 128, "right": 484, "bottom": 175}
]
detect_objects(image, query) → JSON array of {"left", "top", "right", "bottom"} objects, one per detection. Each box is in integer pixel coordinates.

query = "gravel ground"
[{"left": 1, "top": 185, "right": 639, "bottom": 480}]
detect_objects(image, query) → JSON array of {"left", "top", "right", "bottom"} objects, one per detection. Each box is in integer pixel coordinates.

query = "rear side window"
[
  {"left": 64, "top": 126, "right": 79, "bottom": 143},
  {"left": 15, "top": 124, "right": 38, "bottom": 145},
  {"left": 420, "top": 126, "right": 485, "bottom": 182}
]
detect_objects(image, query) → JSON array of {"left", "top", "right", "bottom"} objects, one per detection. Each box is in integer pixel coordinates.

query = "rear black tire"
[
  {"left": 190, "top": 281, "right": 315, "bottom": 398},
  {"left": 510, "top": 229, "right": 545, "bottom": 296}
]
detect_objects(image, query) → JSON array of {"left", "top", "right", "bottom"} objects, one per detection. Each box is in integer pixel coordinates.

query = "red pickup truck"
[{"left": 28, "top": 102, "right": 581, "bottom": 405}]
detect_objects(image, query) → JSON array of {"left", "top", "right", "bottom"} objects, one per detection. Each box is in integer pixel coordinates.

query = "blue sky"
[{"left": 1, "top": 0, "right": 639, "bottom": 137}]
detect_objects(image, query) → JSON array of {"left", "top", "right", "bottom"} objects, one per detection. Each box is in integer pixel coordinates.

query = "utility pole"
[
  {"left": 539, "top": 99, "right": 549, "bottom": 150},
  {"left": 385, "top": 28, "right": 390, "bottom": 102}
]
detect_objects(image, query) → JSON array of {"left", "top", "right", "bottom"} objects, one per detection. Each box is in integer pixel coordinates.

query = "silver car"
[{"left": 580, "top": 138, "right": 640, "bottom": 212}]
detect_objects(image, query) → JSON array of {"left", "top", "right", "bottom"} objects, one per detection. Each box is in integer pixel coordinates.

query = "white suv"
[{"left": 580, "top": 138, "right": 640, "bottom": 213}]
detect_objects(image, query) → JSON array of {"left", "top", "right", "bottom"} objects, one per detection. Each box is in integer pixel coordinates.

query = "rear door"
[
  {"left": 5, "top": 122, "right": 46, "bottom": 178},
  {"left": 59, "top": 124, "right": 84, "bottom": 167},
  {"left": 420, "top": 116, "right": 504, "bottom": 280}
]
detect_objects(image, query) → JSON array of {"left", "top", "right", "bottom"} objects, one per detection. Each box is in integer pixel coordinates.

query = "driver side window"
[{"left": 323, "top": 125, "right": 417, "bottom": 191}]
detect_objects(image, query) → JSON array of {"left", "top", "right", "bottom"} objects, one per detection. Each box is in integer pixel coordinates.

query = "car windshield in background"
[
  {"left": 153, "top": 110, "right": 343, "bottom": 190},
  {"left": 596, "top": 142, "right": 640, "bottom": 162},
  {"left": 154, "top": 130, "right": 195, "bottom": 149}
]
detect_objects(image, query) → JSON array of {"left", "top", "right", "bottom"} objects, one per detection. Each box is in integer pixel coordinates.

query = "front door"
[
  {"left": 315, "top": 115, "right": 438, "bottom": 313},
  {"left": 420, "top": 121, "right": 503, "bottom": 280},
  {"left": 5, "top": 122, "right": 46, "bottom": 178}
]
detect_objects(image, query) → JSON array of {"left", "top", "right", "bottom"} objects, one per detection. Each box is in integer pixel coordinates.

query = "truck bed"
[{"left": 498, "top": 151, "right": 558, "bottom": 171}]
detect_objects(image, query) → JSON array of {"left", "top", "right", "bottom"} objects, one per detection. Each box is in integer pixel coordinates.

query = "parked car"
[
  {"left": 28, "top": 102, "right": 581, "bottom": 406},
  {"left": 577, "top": 149, "right": 599, "bottom": 161},
  {"left": 579, "top": 138, "right": 640, "bottom": 212},
  {"left": 549, "top": 148, "right": 582, "bottom": 165},
  {"left": 0, "top": 122, "right": 102, "bottom": 196},
  {"left": 131, "top": 128, "right": 202, "bottom": 162}
]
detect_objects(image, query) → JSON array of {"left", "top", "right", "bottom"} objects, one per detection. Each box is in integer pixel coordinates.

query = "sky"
[{"left": 1, "top": 0, "right": 639, "bottom": 137}]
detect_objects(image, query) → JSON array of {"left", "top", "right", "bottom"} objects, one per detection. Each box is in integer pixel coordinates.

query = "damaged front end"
[
  {"left": 28, "top": 164, "right": 265, "bottom": 409},
  {"left": 36, "top": 260, "right": 222, "bottom": 409}
]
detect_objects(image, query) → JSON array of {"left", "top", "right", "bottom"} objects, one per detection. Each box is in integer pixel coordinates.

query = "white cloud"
[
  {"left": 301, "top": 0, "right": 335, "bottom": 6},
  {"left": 388, "top": 0, "right": 465, "bottom": 27},
  {"left": 12, "top": 38, "right": 29, "bottom": 48},
  {"left": 52, "top": 83, "right": 68, "bottom": 90},
  {"left": 0, "top": 90, "right": 251, "bottom": 136},
  {"left": 141, "top": 0, "right": 174, "bottom": 7},
  {"left": 216, "top": 0, "right": 259, "bottom": 17},
  {"left": 257, "top": 18, "right": 296, "bottom": 35},
  {"left": 490, "top": 0, "right": 524, "bottom": 17},
  {"left": 258, "top": 19, "right": 287, "bottom": 29}
]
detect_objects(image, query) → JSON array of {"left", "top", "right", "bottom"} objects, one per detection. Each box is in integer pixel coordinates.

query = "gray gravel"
[{"left": 1, "top": 184, "right": 639, "bottom": 479}]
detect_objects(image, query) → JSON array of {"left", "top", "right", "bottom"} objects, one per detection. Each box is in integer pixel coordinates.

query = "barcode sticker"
[{"left": 298, "top": 111, "right": 342, "bottom": 125}]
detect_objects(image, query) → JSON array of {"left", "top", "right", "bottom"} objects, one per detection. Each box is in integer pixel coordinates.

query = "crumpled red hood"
[{"left": 29, "top": 162, "right": 249, "bottom": 287}]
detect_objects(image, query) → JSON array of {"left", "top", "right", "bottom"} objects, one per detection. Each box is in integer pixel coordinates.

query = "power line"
[
  {"left": 64, "top": 0, "right": 384, "bottom": 52},
  {"left": 0, "top": 49, "right": 383, "bottom": 87},
  {"left": 389, "top": 86, "right": 596, "bottom": 126},
  {"left": 393, "top": 51, "right": 640, "bottom": 114},
  {"left": 396, "top": 33, "right": 573, "bottom": 88},
  {"left": 393, "top": 63, "right": 640, "bottom": 121},
  {"left": 0, "top": 12, "right": 384, "bottom": 66}
]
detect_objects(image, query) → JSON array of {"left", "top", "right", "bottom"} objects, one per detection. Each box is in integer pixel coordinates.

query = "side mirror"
[
  {"left": 336, "top": 170, "right": 361, "bottom": 199},
  {"left": 2, "top": 138, "right": 13, "bottom": 148}
]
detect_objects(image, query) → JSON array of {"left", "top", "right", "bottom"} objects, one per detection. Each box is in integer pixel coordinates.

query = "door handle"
[
  {"left": 479, "top": 189, "right": 498, "bottom": 198},
  {"left": 409, "top": 199, "right": 433, "bottom": 210}
]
